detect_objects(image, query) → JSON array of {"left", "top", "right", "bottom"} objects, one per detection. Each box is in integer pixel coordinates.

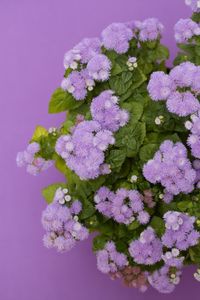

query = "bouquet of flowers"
[{"left": 17, "top": 0, "right": 200, "bottom": 294}]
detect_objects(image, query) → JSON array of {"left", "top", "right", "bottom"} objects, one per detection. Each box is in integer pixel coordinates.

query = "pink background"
[{"left": 1, "top": 0, "right": 200, "bottom": 299}]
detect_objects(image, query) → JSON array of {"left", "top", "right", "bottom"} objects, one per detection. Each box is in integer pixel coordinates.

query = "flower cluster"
[
  {"left": 90, "top": 90, "right": 129, "bottom": 132},
  {"left": 186, "top": 111, "right": 200, "bottom": 159},
  {"left": 42, "top": 187, "right": 89, "bottom": 252},
  {"left": 148, "top": 62, "right": 200, "bottom": 116},
  {"left": 55, "top": 90, "right": 128, "bottom": 180},
  {"left": 94, "top": 187, "right": 150, "bottom": 225},
  {"left": 129, "top": 227, "right": 163, "bottom": 265},
  {"left": 101, "top": 23, "right": 133, "bottom": 54},
  {"left": 185, "top": 0, "right": 200, "bottom": 12},
  {"left": 63, "top": 37, "right": 101, "bottom": 69},
  {"left": 143, "top": 140, "right": 197, "bottom": 200},
  {"left": 61, "top": 69, "right": 94, "bottom": 100},
  {"left": 96, "top": 241, "right": 128, "bottom": 274},
  {"left": 148, "top": 265, "right": 182, "bottom": 294},
  {"left": 162, "top": 211, "right": 199, "bottom": 250},
  {"left": 174, "top": 18, "right": 200, "bottom": 43},
  {"left": 16, "top": 142, "right": 53, "bottom": 175},
  {"left": 134, "top": 18, "right": 164, "bottom": 41}
]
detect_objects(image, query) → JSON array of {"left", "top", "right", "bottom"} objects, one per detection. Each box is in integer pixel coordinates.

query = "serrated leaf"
[
  {"left": 106, "top": 149, "right": 126, "bottom": 172},
  {"left": 42, "top": 183, "right": 66, "bottom": 204},
  {"left": 128, "top": 220, "right": 140, "bottom": 231},
  {"left": 49, "top": 88, "right": 82, "bottom": 114}
]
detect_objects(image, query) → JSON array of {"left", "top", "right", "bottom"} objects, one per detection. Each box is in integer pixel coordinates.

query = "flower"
[
  {"left": 95, "top": 187, "right": 150, "bottom": 225},
  {"left": 63, "top": 37, "right": 101, "bottom": 69},
  {"left": 129, "top": 227, "right": 163, "bottom": 265},
  {"left": 61, "top": 70, "right": 88, "bottom": 100},
  {"left": 16, "top": 142, "right": 53, "bottom": 175},
  {"left": 174, "top": 18, "right": 200, "bottom": 43},
  {"left": 42, "top": 188, "right": 88, "bottom": 252},
  {"left": 55, "top": 120, "right": 116, "bottom": 180},
  {"left": 135, "top": 18, "right": 164, "bottom": 41},
  {"left": 96, "top": 241, "right": 128, "bottom": 274},
  {"left": 143, "top": 140, "right": 196, "bottom": 197},
  {"left": 87, "top": 54, "right": 111, "bottom": 81},
  {"left": 101, "top": 23, "right": 133, "bottom": 53},
  {"left": 90, "top": 90, "right": 129, "bottom": 132},
  {"left": 185, "top": 0, "right": 200, "bottom": 12},
  {"left": 162, "top": 211, "right": 200, "bottom": 250},
  {"left": 148, "top": 62, "right": 200, "bottom": 117},
  {"left": 148, "top": 265, "right": 182, "bottom": 293}
]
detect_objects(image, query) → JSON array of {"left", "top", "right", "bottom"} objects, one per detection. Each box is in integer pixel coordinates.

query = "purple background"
[{"left": 0, "top": 0, "right": 200, "bottom": 299}]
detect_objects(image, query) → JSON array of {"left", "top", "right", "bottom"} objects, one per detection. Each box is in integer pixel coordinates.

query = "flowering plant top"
[{"left": 17, "top": 0, "right": 200, "bottom": 294}]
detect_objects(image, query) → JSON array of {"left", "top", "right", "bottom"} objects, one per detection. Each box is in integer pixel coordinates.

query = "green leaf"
[
  {"left": 92, "top": 235, "right": 108, "bottom": 251},
  {"left": 177, "top": 201, "right": 193, "bottom": 212},
  {"left": 79, "top": 200, "right": 96, "bottom": 220},
  {"left": 48, "top": 88, "right": 82, "bottom": 114},
  {"left": 155, "top": 44, "right": 169, "bottom": 62},
  {"left": 42, "top": 183, "right": 66, "bottom": 204},
  {"left": 139, "top": 143, "right": 159, "bottom": 162},
  {"left": 109, "top": 71, "right": 133, "bottom": 95},
  {"left": 106, "top": 149, "right": 126, "bottom": 172},
  {"left": 128, "top": 220, "right": 140, "bottom": 231},
  {"left": 189, "top": 244, "right": 200, "bottom": 263},
  {"left": 32, "top": 125, "right": 48, "bottom": 141},
  {"left": 150, "top": 216, "right": 165, "bottom": 237}
]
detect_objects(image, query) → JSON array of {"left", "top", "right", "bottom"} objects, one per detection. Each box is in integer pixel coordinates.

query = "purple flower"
[
  {"left": 101, "top": 23, "right": 133, "bottom": 54},
  {"left": 148, "top": 62, "right": 200, "bottom": 117},
  {"left": 96, "top": 241, "right": 128, "bottom": 274},
  {"left": 148, "top": 265, "right": 182, "bottom": 293},
  {"left": 55, "top": 120, "right": 116, "bottom": 180},
  {"left": 147, "top": 71, "right": 174, "bottom": 101},
  {"left": 16, "top": 142, "right": 53, "bottom": 175},
  {"left": 186, "top": 112, "right": 200, "bottom": 159},
  {"left": 143, "top": 140, "right": 196, "bottom": 196},
  {"left": 87, "top": 54, "right": 111, "bottom": 81},
  {"left": 95, "top": 187, "right": 149, "bottom": 225},
  {"left": 174, "top": 18, "right": 200, "bottom": 43},
  {"left": 166, "top": 91, "right": 200, "bottom": 117},
  {"left": 90, "top": 90, "right": 129, "bottom": 132},
  {"left": 135, "top": 18, "right": 164, "bottom": 41},
  {"left": 42, "top": 188, "right": 88, "bottom": 252},
  {"left": 185, "top": 0, "right": 200, "bottom": 12},
  {"left": 61, "top": 70, "right": 88, "bottom": 100},
  {"left": 162, "top": 211, "right": 200, "bottom": 250},
  {"left": 129, "top": 227, "right": 163, "bottom": 265},
  {"left": 63, "top": 37, "right": 101, "bottom": 69}
]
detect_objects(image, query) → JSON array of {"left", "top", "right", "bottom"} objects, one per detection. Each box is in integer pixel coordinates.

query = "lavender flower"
[
  {"left": 87, "top": 54, "right": 111, "bottom": 81},
  {"left": 186, "top": 111, "right": 200, "bottom": 159},
  {"left": 16, "top": 142, "right": 53, "bottom": 175},
  {"left": 148, "top": 62, "right": 200, "bottom": 117},
  {"left": 63, "top": 37, "right": 101, "bottom": 69},
  {"left": 129, "top": 227, "right": 163, "bottom": 265},
  {"left": 143, "top": 140, "right": 197, "bottom": 197},
  {"left": 135, "top": 18, "right": 164, "bottom": 41},
  {"left": 55, "top": 120, "right": 115, "bottom": 180},
  {"left": 90, "top": 90, "right": 129, "bottom": 132},
  {"left": 174, "top": 18, "right": 200, "bottom": 43},
  {"left": 42, "top": 187, "right": 88, "bottom": 252},
  {"left": 101, "top": 23, "right": 133, "bottom": 54},
  {"left": 148, "top": 265, "right": 182, "bottom": 294},
  {"left": 96, "top": 241, "right": 128, "bottom": 274},
  {"left": 61, "top": 70, "right": 87, "bottom": 100},
  {"left": 95, "top": 187, "right": 150, "bottom": 225},
  {"left": 185, "top": 0, "right": 200, "bottom": 12},
  {"left": 147, "top": 71, "right": 174, "bottom": 101},
  {"left": 162, "top": 211, "right": 200, "bottom": 250}
]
